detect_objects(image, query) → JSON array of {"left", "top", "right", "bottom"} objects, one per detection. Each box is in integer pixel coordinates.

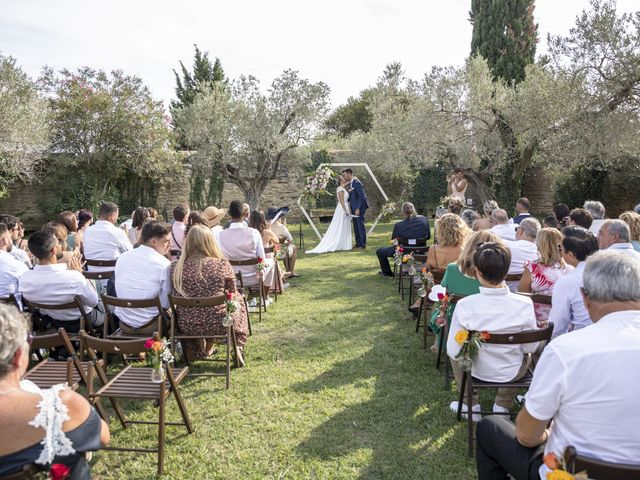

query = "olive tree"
[
  {"left": 177, "top": 69, "right": 330, "bottom": 208},
  {"left": 0, "top": 54, "right": 49, "bottom": 196}
]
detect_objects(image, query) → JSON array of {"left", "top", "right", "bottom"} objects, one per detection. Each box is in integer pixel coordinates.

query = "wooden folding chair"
[
  {"left": 436, "top": 293, "right": 466, "bottom": 392},
  {"left": 516, "top": 292, "right": 552, "bottom": 305},
  {"left": 505, "top": 273, "right": 523, "bottom": 283},
  {"left": 101, "top": 294, "right": 167, "bottom": 339},
  {"left": 22, "top": 296, "right": 97, "bottom": 338},
  {"left": 564, "top": 445, "right": 640, "bottom": 479},
  {"left": 415, "top": 267, "right": 445, "bottom": 348},
  {"left": 0, "top": 464, "right": 41, "bottom": 480},
  {"left": 407, "top": 253, "right": 427, "bottom": 307},
  {"left": 82, "top": 270, "right": 114, "bottom": 282},
  {"left": 457, "top": 323, "right": 554, "bottom": 456},
  {"left": 0, "top": 294, "right": 19, "bottom": 308},
  {"left": 228, "top": 258, "right": 266, "bottom": 321},
  {"left": 169, "top": 293, "right": 239, "bottom": 389},
  {"left": 264, "top": 247, "right": 282, "bottom": 302},
  {"left": 234, "top": 273, "right": 253, "bottom": 336},
  {"left": 80, "top": 331, "right": 193, "bottom": 476},
  {"left": 24, "top": 328, "right": 110, "bottom": 421},
  {"left": 396, "top": 237, "right": 428, "bottom": 298}
]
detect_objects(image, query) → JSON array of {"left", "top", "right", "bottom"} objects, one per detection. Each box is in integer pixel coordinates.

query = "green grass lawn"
[{"left": 91, "top": 222, "right": 477, "bottom": 479}]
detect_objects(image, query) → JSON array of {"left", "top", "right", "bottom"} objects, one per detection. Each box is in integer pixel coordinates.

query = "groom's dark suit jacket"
[
  {"left": 349, "top": 178, "right": 369, "bottom": 214},
  {"left": 391, "top": 215, "right": 431, "bottom": 241}
]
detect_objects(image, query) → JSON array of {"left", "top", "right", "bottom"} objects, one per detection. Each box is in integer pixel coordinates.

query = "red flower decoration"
[
  {"left": 257, "top": 257, "right": 263, "bottom": 263},
  {"left": 226, "top": 291, "right": 233, "bottom": 301},
  {"left": 437, "top": 293, "right": 444, "bottom": 301},
  {"left": 480, "top": 331, "right": 491, "bottom": 341},
  {"left": 398, "top": 247, "right": 404, "bottom": 253},
  {"left": 50, "top": 463, "right": 71, "bottom": 480},
  {"left": 143, "top": 338, "right": 154, "bottom": 350}
]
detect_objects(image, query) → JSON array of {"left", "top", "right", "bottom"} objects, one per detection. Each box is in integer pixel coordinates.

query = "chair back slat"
[
  {"left": 516, "top": 292, "right": 552, "bottom": 305},
  {"left": 482, "top": 323, "right": 553, "bottom": 345},
  {"left": 564, "top": 445, "right": 640, "bottom": 479},
  {"left": 505, "top": 273, "right": 523, "bottom": 282},
  {"left": 84, "top": 258, "right": 117, "bottom": 268},
  {"left": 30, "top": 331, "right": 65, "bottom": 350},
  {"left": 413, "top": 254, "right": 428, "bottom": 263},
  {"left": 397, "top": 237, "right": 428, "bottom": 247},
  {"left": 101, "top": 294, "right": 163, "bottom": 310},
  {"left": 82, "top": 270, "right": 114, "bottom": 281},
  {"left": 228, "top": 258, "right": 259, "bottom": 266},
  {"left": 264, "top": 246, "right": 275, "bottom": 254},
  {"left": 23, "top": 297, "right": 80, "bottom": 311},
  {"left": 80, "top": 330, "right": 151, "bottom": 355},
  {"left": 169, "top": 294, "right": 225, "bottom": 308}
]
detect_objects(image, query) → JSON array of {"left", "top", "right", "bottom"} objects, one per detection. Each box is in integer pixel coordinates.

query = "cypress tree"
[{"left": 469, "top": 0, "right": 538, "bottom": 84}]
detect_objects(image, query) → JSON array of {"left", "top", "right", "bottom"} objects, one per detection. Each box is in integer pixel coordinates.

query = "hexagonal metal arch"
[{"left": 297, "top": 163, "right": 389, "bottom": 241}]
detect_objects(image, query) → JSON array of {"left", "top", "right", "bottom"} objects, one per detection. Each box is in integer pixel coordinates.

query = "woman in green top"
[{"left": 429, "top": 230, "right": 503, "bottom": 350}]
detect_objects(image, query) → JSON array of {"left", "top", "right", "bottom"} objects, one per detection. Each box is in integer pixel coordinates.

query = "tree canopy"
[{"left": 0, "top": 53, "right": 49, "bottom": 197}]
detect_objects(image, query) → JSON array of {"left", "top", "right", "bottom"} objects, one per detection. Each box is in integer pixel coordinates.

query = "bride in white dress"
[{"left": 307, "top": 175, "right": 353, "bottom": 254}]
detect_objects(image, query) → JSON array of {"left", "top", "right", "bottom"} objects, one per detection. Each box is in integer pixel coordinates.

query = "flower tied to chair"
[
  {"left": 454, "top": 329, "right": 490, "bottom": 371},
  {"left": 543, "top": 453, "right": 588, "bottom": 479}
]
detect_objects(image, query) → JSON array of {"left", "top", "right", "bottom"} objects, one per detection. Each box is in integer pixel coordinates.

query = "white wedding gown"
[{"left": 307, "top": 186, "right": 353, "bottom": 254}]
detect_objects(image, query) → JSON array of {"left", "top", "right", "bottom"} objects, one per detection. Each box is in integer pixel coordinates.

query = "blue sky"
[{"left": 1, "top": 0, "right": 637, "bottom": 108}]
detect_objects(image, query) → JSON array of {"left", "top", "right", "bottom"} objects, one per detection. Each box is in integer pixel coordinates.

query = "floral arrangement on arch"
[
  {"left": 380, "top": 201, "right": 399, "bottom": 221},
  {"left": 304, "top": 165, "right": 335, "bottom": 199}
]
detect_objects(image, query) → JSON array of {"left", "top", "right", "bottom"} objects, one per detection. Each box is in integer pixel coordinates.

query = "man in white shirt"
[
  {"left": 584, "top": 200, "right": 605, "bottom": 236},
  {"left": 475, "top": 250, "right": 640, "bottom": 480},
  {"left": 504, "top": 218, "right": 540, "bottom": 292},
  {"left": 218, "top": 200, "right": 265, "bottom": 286},
  {"left": 490, "top": 209, "right": 517, "bottom": 241},
  {"left": 0, "top": 223, "right": 28, "bottom": 299},
  {"left": 0, "top": 215, "right": 31, "bottom": 267},
  {"left": 114, "top": 221, "right": 172, "bottom": 335},
  {"left": 598, "top": 219, "right": 640, "bottom": 261},
  {"left": 448, "top": 242, "right": 538, "bottom": 419},
  {"left": 169, "top": 203, "right": 189, "bottom": 252},
  {"left": 549, "top": 226, "right": 599, "bottom": 338},
  {"left": 19, "top": 227, "right": 101, "bottom": 330},
  {"left": 83, "top": 202, "right": 133, "bottom": 270}
]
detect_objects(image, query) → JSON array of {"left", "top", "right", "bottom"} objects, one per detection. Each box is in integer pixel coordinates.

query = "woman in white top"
[
  {"left": 307, "top": 175, "right": 353, "bottom": 254},
  {"left": 447, "top": 168, "right": 468, "bottom": 203}
]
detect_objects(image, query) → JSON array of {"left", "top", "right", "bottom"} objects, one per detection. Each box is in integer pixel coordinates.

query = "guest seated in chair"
[
  {"left": 83, "top": 202, "right": 133, "bottom": 270},
  {"left": 475, "top": 250, "right": 640, "bottom": 480},
  {"left": 171, "top": 225, "right": 249, "bottom": 363},
  {"left": 250, "top": 210, "right": 281, "bottom": 299},
  {"left": 0, "top": 305, "right": 110, "bottom": 479},
  {"left": 490, "top": 209, "right": 517, "bottom": 241},
  {"left": 267, "top": 207, "right": 300, "bottom": 278},
  {"left": 114, "top": 221, "right": 172, "bottom": 335},
  {"left": 0, "top": 223, "right": 28, "bottom": 299},
  {"left": 566, "top": 207, "right": 593, "bottom": 230},
  {"left": 0, "top": 214, "right": 32, "bottom": 267},
  {"left": 169, "top": 203, "right": 190, "bottom": 253},
  {"left": 19, "top": 227, "right": 102, "bottom": 331},
  {"left": 218, "top": 200, "right": 266, "bottom": 288},
  {"left": 376, "top": 202, "right": 430, "bottom": 277},
  {"left": 447, "top": 242, "right": 538, "bottom": 419},
  {"left": 503, "top": 217, "right": 541, "bottom": 292},
  {"left": 597, "top": 219, "right": 640, "bottom": 260}
]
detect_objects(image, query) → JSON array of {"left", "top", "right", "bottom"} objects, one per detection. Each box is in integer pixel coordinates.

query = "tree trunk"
[{"left": 463, "top": 168, "right": 493, "bottom": 206}]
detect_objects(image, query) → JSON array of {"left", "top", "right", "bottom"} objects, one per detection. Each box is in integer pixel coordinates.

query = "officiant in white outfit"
[{"left": 307, "top": 175, "right": 354, "bottom": 254}]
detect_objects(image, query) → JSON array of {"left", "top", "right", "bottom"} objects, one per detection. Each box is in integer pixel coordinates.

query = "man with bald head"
[{"left": 490, "top": 209, "right": 517, "bottom": 241}]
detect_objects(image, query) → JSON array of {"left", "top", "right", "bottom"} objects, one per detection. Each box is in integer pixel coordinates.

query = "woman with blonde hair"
[
  {"left": 426, "top": 213, "right": 470, "bottom": 271},
  {"left": 518, "top": 227, "right": 574, "bottom": 326},
  {"left": 171, "top": 225, "right": 249, "bottom": 363},
  {"left": 619, "top": 211, "right": 640, "bottom": 252}
]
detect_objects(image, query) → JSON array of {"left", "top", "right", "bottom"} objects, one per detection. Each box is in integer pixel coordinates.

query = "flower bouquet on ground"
[
  {"left": 223, "top": 291, "right": 238, "bottom": 327},
  {"left": 144, "top": 337, "right": 174, "bottom": 383},
  {"left": 543, "top": 453, "right": 588, "bottom": 480},
  {"left": 453, "top": 328, "right": 490, "bottom": 371}
]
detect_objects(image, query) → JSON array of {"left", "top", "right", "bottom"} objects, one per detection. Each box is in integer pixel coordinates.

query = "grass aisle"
[{"left": 93, "top": 223, "right": 477, "bottom": 479}]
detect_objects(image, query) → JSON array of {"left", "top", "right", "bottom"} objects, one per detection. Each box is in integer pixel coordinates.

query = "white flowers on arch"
[{"left": 297, "top": 162, "right": 389, "bottom": 241}]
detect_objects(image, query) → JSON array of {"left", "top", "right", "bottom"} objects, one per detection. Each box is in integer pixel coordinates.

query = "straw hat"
[{"left": 203, "top": 206, "right": 227, "bottom": 227}]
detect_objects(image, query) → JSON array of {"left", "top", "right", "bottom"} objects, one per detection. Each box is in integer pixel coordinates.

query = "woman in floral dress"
[
  {"left": 518, "top": 228, "right": 574, "bottom": 326},
  {"left": 171, "top": 225, "right": 249, "bottom": 362}
]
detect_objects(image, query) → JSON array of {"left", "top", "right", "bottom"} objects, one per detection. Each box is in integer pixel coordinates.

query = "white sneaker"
[
  {"left": 492, "top": 403, "right": 509, "bottom": 414},
  {"left": 248, "top": 298, "right": 257, "bottom": 307},
  {"left": 265, "top": 297, "right": 273, "bottom": 306},
  {"left": 450, "top": 401, "right": 482, "bottom": 422}
]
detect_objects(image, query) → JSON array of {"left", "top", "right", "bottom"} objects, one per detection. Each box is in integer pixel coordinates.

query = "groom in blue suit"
[{"left": 342, "top": 169, "right": 369, "bottom": 249}]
